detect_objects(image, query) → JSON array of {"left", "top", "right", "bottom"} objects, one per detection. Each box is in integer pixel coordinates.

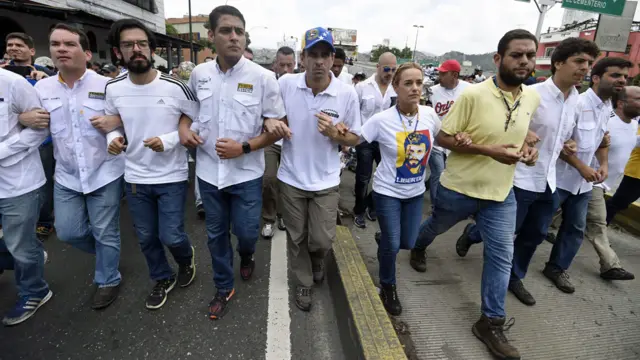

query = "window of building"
[
  {"left": 123, "top": 0, "right": 157, "bottom": 13},
  {"left": 87, "top": 31, "right": 98, "bottom": 53},
  {"left": 544, "top": 47, "right": 555, "bottom": 57},
  {"left": 626, "top": 44, "right": 632, "bottom": 55}
]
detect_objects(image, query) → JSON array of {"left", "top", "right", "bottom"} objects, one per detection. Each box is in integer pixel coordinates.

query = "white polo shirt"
[
  {"left": 430, "top": 80, "right": 471, "bottom": 153},
  {"left": 355, "top": 75, "right": 397, "bottom": 125},
  {"left": 188, "top": 56, "right": 286, "bottom": 189},
  {"left": 277, "top": 73, "right": 362, "bottom": 191},
  {"left": 0, "top": 68, "right": 47, "bottom": 198},
  {"left": 593, "top": 112, "right": 639, "bottom": 191},
  {"left": 362, "top": 105, "right": 440, "bottom": 199},
  {"left": 105, "top": 71, "right": 199, "bottom": 185},
  {"left": 36, "top": 70, "right": 124, "bottom": 194},
  {"left": 556, "top": 88, "right": 610, "bottom": 195},
  {"left": 513, "top": 78, "right": 579, "bottom": 193}
]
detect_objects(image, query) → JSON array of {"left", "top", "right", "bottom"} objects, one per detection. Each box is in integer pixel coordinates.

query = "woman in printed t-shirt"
[{"left": 360, "top": 62, "right": 470, "bottom": 315}]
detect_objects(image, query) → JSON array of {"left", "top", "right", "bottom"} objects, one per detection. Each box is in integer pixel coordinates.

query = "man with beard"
[
  {"left": 352, "top": 52, "right": 397, "bottom": 229},
  {"left": 582, "top": 86, "right": 639, "bottom": 281},
  {"left": 179, "top": 5, "right": 286, "bottom": 320},
  {"left": 19, "top": 24, "right": 126, "bottom": 310},
  {"left": 261, "top": 46, "right": 296, "bottom": 239},
  {"left": 104, "top": 19, "right": 198, "bottom": 310},
  {"left": 456, "top": 38, "right": 600, "bottom": 306},
  {"left": 409, "top": 29, "right": 540, "bottom": 359},
  {"left": 265, "top": 27, "right": 361, "bottom": 312}
]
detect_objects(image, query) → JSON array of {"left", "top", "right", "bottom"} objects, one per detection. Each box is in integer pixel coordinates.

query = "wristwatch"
[{"left": 242, "top": 141, "right": 251, "bottom": 154}]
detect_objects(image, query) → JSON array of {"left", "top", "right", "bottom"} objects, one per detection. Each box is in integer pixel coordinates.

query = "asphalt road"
[{"left": 0, "top": 172, "right": 346, "bottom": 360}]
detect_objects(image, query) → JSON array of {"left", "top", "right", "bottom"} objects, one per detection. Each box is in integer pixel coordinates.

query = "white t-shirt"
[
  {"left": 594, "top": 112, "right": 639, "bottom": 191},
  {"left": 361, "top": 105, "right": 441, "bottom": 199},
  {"left": 277, "top": 73, "right": 362, "bottom": 191},
  {"left": 105, "top": 71, "right": 199, "bottom": 184},
  {"left": 430, "top": 81, "right": 470, "bottom": 153}
]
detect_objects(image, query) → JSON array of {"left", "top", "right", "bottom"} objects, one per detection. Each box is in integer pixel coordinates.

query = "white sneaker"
[
  {"left": 43, "top": 251, "right": 48, "bottom": 264},
  {"left": 262, "top": 223, "right": 274, "bottom": 239}
]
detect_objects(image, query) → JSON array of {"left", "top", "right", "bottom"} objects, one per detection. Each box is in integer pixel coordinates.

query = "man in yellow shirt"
[
  {"left": 409, "top": 29, "right": 540, "bottom": 360},
  {"left": 607, "top": 127, "right": 640, "bottom": 223}
]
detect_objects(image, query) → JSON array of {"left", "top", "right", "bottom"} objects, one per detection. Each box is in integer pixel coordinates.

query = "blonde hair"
[{"left": 392, "top": 62, "right": 424, "bottom": 86}]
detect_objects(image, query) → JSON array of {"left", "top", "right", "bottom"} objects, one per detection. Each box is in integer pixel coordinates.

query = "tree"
[
  {"left": 400, "top": 46, "right": 412, "bottom": 59},
  {"left": 197, "top": 38, "right": 215, "bottom": 53},
  {"left": 165, "top": 23, "right": 179, "bottom": 36},
  {"left": 370, "top": 46, "right": 413, "bottom": 62}
]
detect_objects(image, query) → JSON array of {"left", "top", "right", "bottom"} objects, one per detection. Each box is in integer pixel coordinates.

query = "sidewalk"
[{"left": 339, "top": 171, "right": 640, "bottom": 360}]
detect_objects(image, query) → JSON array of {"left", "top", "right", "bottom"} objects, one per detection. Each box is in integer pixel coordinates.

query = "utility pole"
[
  {"left": 412, "top": 25, "right": 424, "bottom": 62},
  {"left": 533, "top": 0, "right": 561, "bottom": 39},
  {"left": 188, "top": 0, "right": 194, "bottom": 63}
]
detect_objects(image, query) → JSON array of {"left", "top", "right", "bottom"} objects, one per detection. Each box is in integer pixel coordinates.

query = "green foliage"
[
  {"left": 371, "top": 46, "right": 414, "bottom": 62},
  {"left": 165, "top": 23, "right": 179, "bottom": 36}
]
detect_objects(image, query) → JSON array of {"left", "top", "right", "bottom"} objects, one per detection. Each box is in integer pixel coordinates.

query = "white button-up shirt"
[
  {"left": 188, "top": 56, "right": 286, "bottom": 189},
  {"left": 355, "top": 75, "right": 396, "bottom": 125},
  {"left": 556, "top": 88, "right": 610, "bottom": 195},
  {"left": 0, "top": 68, "right": 47, "bottom": 198},
  {"left": 514, "top": 78, "right": 579, "bottom": 193},
  {"left": 36, "top": 70, "right": 124, "bottom": 194}
]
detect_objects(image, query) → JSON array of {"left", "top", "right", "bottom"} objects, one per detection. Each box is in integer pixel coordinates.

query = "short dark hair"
[
  {"left": 6, "top": 32, "right": 34, "bottom": 49},
  {"left": 277, "top": 46, "right": 294, "bottom": 57},
  {"left": 108, "top": 18, "right": 157, "bottom": 52},
  {"left": 245, "top": 47, "right": 253, "bottom": 55},
  {"left": 497, "top": 29, "right": 538, "bottom": 57},
  {"left": 209, "top": 5, "right": 246, "bottom": 33},
  {"left": 612, "top": 86, "right": 627, "bottom": 109},
  {"left": 591, "top": 57, "right": 633, "bottom": 80},
  {"left": 49, "top": 23, "right": 90, "bottom": 51},
  {"left": 550, "top": 38, "right": 600, "bottom": 75},
  {"left": 335, "top": 48, "right": 346, "bottom": 61}
]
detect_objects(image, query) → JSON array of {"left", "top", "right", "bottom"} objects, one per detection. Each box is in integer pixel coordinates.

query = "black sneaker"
[
  {"left": 208, "top": 289, "right": 235, "bottom": 320},
  {"left": 354, "top": 214, "right": 366, "bottom": 229},
  {"left": 545, "top": 232, "right": 556, "bottom": 244},
  {"left": 277, "top": 215, "right": 286, "bottom": 231},
  {"left": 295, "top": 286, "right": 312, "bottom": 312},
  {"left": 380, "top": 283, "right": 402, "bottom": 316},
  {"left": 508, "top": 280, "right": 535, "bottom": 306},
  {"left": 145, "top": 277, "right": 176, "bottom": 310},
  {"left": 240, "top": 255, "right": 255, "bottom": 281},
  {"left": 374, "top": 230, "right": 381, "bottom": 245},
  {"left": 543, "top": 265, "right": 575, "bottom": 293},
  {"left": 366, "top": 208, "right": 377, "bottom": 222},
  {"left": 410, "top": 249, "right": 426, "bottom": 272},
  {"left": 455, "top": 223, "right": 475, "bottom": 257},
  {"left": 196, "top": 204, "right": 205, "bottom": 220},
  {"left": 312, "top": 260, "right": 325, "bottom": 284},
  {"left": 178, "top": 246, "right": 196, "bottom": 287},
  {"left": 600, "top": 268, "right": 635, "bottom": 281},
  {"left": 92, "top": 284, "right": 121, "bottom": 310}
]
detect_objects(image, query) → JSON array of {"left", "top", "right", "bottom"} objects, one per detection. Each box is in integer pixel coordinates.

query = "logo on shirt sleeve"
[
  {"left": 88, "top": 92, "right": 105, "bottom": 100},
  {"left": 237, "top": 83, "right": 254, "bottom": 94}
]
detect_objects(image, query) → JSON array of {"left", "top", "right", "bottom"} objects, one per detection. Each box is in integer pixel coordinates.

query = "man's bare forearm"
[
  {"left": 179, "top": 114, "right": 193, "bottom": 129},
  {"left": 559, "top": 152, "right": 589, "bottom": 172},
  {"left": 333, "top": 132, "right": 360, "bottom": 146},
  {"left": 595, "top": 147, "right": 609, "bottom": 168},
  {"left": 248, "top": 132, "right": 281, "bottom": 151},
  {"left": 437, "top": 132, "right": 490, "bottom": 156}
]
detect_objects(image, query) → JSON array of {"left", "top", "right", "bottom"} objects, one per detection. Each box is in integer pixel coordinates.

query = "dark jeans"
[
  {"left": 606, "top": 175, "right": 640, "bottom": 224},
  {"left": 373, "top": 192, "right": 423, "bottom": 285},
  {"left": 548, "top": 188, "right": 591, "bottom": 271},
  {"left": 426, "top": 148, "right": 446, "bottom": 206},
  {"left": 509, "top": 186, "right": 559, "bottom": 282},
  {"left": 125, "top": 181, "right": 193, "bottom": 281},
  {"left": 199, "top": 177, "right": 262, "bottom": 292},
  {"left": 38, "top": 142, "right": 55, "bottom": 227},
  {"left": 353, "top": 141, "right": 380, "bottom": 215}
]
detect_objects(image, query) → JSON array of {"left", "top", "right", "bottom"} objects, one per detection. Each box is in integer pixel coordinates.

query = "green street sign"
[{"left": 562, "top": 0, "right": 626, "bottom": 16}]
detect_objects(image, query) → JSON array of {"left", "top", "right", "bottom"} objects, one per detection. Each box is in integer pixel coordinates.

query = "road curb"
[
  {"left": 327, "top": 226, "right": 407, "bottom": 360},
  {"left": 605, "top": 193, "right": 640, "bottom": 235}
]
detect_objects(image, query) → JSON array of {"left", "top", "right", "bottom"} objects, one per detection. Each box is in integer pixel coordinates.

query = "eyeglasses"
[
  {"left": 383, "top": 66, "right": 397, "bottom": 73},
  {"left": 120, "top": 40, "right": 150, "bottom": 50}
]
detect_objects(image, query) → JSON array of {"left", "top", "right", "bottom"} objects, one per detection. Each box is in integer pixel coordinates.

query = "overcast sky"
[{"left": 163, "top": 0, "right": 620, "bottom": 55}]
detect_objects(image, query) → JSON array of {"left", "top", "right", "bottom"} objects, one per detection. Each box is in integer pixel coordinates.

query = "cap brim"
[{"left": 304, "top": 39, "right": 335, "bottom": 52}]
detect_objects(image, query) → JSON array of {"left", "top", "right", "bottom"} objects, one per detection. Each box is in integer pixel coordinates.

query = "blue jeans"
[
  {"left": 354, "top": 141, "right": 380, "bottom": 215},
  {"left": 549, "top": 188, "right": 591, "bottom": 271},
  {"left": 199, "top": 177, "right": 262, "bottom": 292},
  {"left": 54, "top": 178, "right": 123, "bottom": 287},
  {"left": 509, "top": 186, "right": 559, "bottom": 282},
  {"left": 38, "top": 142, "right": 55, "bottom": 227},
  {"left": 426, "top": 148, "right": 446, "bottom": 206},
  {"left": 125, "top": 181, "right": 193, "bottom": 281},
  {"left": 414, "top": 185, "right": 517, "bottom": 318},
  {"left": 0, "top": 188, "right": 49, "bottom": 298},
  {"left": 373, "top": 192, "right": 423, "bottom": 285}
]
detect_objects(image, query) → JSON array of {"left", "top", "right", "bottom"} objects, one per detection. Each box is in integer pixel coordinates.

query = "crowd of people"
[{"left": 1, "top": 4, "right": 639, "bottom": 360}]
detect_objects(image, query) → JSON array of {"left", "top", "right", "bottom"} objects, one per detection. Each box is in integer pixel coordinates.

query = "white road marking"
[{"left": 266, "top": 230, "right": 291, "bottom": 360}]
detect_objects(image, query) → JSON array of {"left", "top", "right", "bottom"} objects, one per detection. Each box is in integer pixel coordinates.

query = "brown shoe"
[{"left": 472, "top": 315, "right": 521, "bottom": 360}]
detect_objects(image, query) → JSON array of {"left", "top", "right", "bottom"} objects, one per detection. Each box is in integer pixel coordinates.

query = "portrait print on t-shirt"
[{"left": 395, "top": 130, "right": 431, "bottom": 184}]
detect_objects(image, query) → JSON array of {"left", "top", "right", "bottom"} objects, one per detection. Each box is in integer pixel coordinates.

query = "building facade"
[{"left": 165, "top": 14, "right": 215, "bottom": 64}]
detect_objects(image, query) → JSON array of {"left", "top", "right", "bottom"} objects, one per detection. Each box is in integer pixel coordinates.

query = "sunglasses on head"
[{"left": 383, "top": 66, "right": 397, "bottom": 73}]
